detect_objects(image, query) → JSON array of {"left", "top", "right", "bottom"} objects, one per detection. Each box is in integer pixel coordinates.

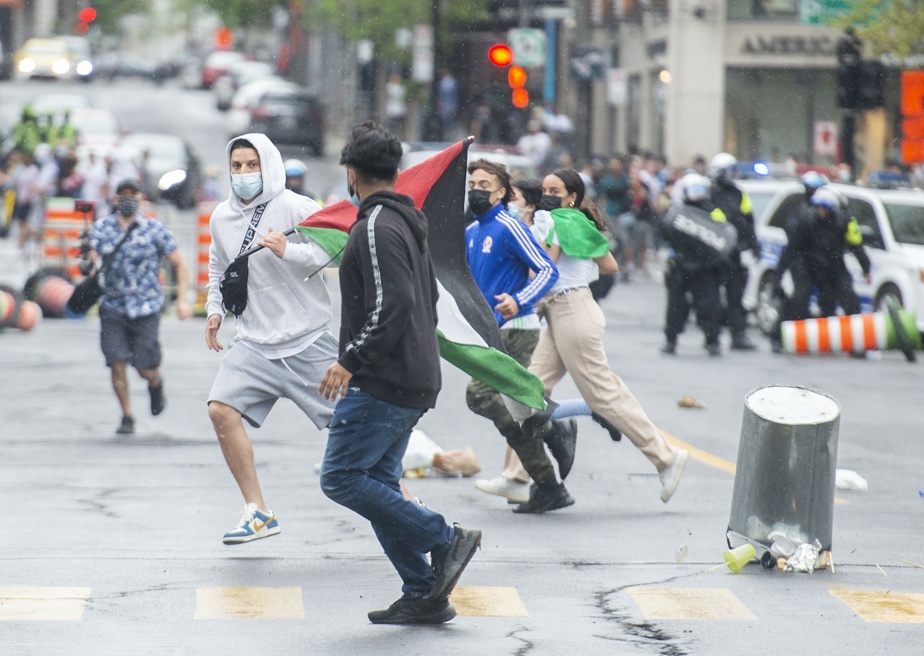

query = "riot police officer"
[
  {"left": 661, "top": 174, "right": 736, "bottom": 357},
  {"left": 709, "top": 152, "right": 760, "bottom": 350},
  {"left": 771, "top": 187, "right": 871, "bottom": 351}
]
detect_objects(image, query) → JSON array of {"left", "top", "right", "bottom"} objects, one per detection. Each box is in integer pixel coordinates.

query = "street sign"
[
  {"left": 814, "top": 121, "right": 838, "bottom": 157},
  {"left": 570, "top": 49, "right": 605, "bottom": 81},
  {"left": 508, "top": 28, "right": 546, "bottom": 67},
  {"left": 606, "top": 68, "right": 627, "bottom": 106},
  {"left": 412, "top": 24, "right": 433, "bottom": 83},
  {"left": 800, "top": 0, "right": 850, "bottom": 26}
]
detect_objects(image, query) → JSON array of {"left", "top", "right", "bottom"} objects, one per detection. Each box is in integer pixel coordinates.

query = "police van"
[{"left": 742, "top": 182, "right": 924, "bottom": 335}]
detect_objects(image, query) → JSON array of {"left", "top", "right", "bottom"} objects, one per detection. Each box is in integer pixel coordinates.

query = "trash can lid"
[{"left": 746, "top": 386, "right": 840, "bottom": 425}]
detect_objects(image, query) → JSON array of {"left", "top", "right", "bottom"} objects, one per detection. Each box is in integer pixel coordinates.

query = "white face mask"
[
  {"left": 507, "top": 203, "right": 524, "bottom": 220},
  {"left": 231, "top": 171, "right": 263, "bottom": 199}
]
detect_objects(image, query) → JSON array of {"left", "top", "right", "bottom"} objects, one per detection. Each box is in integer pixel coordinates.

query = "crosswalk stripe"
[
  {"left": 0, "top": 587, "right": 92, "bottom": 621},
  {"left": 194, "top": 587, "right": 304, "bottom": 620},
  {"left": 830, "top": 588, "right": 924, "bottom": 623},
  {"left": 451, "top": 586, "right": 528, "bottom": 617},
  {"left": 627, "top": 587, "right": 757, "bottom": 620}
]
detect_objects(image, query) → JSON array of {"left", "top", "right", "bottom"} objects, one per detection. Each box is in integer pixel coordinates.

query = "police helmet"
[
  {"left": 681, "top": 173, "right": 711, "bottom": 203},
  {"left": 801, "top": 171, "right": 829, "bottom": 193},
  {"left": 810, "top": 187, "right": 839, "bottom": 211},
  {"left": 284, "top": 159, "right": 307, "bottom": 178},
  {"left": 709, "top": 152, "right": 737, "bottom": 180}
]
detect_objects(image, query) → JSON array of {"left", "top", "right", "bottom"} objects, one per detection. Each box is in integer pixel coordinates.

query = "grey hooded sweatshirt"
[{"left": 206, "top": 133, "right": 332, "bottom": 358}]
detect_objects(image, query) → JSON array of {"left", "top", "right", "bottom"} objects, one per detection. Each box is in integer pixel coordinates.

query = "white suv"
[{"left": 744, "top": 182, "right": 924, "bottom": 334}]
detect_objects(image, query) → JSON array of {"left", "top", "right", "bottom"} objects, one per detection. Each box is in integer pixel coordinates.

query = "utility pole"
[{"left": 425, "top": 0, "right": 443, "bottom": 140}]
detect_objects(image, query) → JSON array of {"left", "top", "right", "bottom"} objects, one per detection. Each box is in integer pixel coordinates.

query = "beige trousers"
[{"left": 529, "top": 287, "right": 678, "bottom": 473}]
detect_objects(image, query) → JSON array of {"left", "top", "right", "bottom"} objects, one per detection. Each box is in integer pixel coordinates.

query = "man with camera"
[
  {"left": 204, "top": 134, "right": 336, "bottom": 546},
  {"left": 88, "top": 178, "right": 192, "bottom": 435}
]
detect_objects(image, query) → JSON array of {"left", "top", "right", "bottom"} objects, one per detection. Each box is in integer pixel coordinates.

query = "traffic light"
[
  {"left": 75, "top": 6, "right": 96, "bottom": 34},
  {"left": 488, "top": 43, "right": 513, "bottom": 67},
  {"left": 512, "top": 88, "right": 529, "bottom": 109},
  {"left": 858, "top": 60, "right": 886, "bottom": 109},
  {"left": 835, "top": 30, "right": 862, "bottom": 109},
  {"left": 507, "top": 65, "right": 526, "bottom": 88}
]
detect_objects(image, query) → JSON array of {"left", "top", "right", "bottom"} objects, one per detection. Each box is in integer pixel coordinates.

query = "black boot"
[
  {"left": 541, "top": 419, "right": 577, "bottom": 480},
  {"left": 512, "top": 481, "right": 575, "bottom": 514},
  {"left": 591, "top": 412, "right": 622, "bottom": 441}
]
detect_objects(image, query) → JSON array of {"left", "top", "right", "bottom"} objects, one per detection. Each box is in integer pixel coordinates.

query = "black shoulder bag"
[
  {"left": 219, "top": 202, "right": 268, "bottom": 317},
  {"left": 67, "top": 221, "right": 138, "bottom": 316}
]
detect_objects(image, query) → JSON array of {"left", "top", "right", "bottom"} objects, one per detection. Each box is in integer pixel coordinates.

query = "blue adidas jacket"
[{"left": 465, "top": 203, "right": 559, "bottom": 326}]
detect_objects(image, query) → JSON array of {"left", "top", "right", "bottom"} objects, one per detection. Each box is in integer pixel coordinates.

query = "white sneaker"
[
  {"left": 474, "top": 476, "right": 530, "bottom": 504},
  {"left": 659, "top": 449, "right": 689, "bottom": 503}
]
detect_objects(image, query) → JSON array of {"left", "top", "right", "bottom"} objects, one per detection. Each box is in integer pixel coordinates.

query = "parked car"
[
  {"left": 97, "top": 50, "right": 160, "bottom": 82},
  {"left": 118, "top": 132, "right": 202, "bottom": 208},
  {"left": 248, "top": 91, "right": 324, "bottom": 155},
  {"left": 15, "top": 38, "right": 76, "bottom": 80},
  {"left": 226, "top": 77, "right": 300, "bottom": 136},
  {"left": 743, "top": 182, "right": 924, "bottom": 335},
  {"left": 214, "top": 61, "right": 276, "bottom": 111},
  {"left": 201, "top": 50, "right": 245, "bottom": 89}
]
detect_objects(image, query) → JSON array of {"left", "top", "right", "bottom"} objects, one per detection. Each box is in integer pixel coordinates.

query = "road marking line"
[
  {"left": 664, "top": 431, "right": 846, "bottom": 504},
  {"left": 451, "top": 586, "right": 528, "bottom": 617},
  {"left": 0, "top": 587, "right": 91, "bottom": 621},
  {"left": 626, "top": 587, "right": 757, "bottom": 620},
  {"left": 195, "top": 587, "right": 304, "bottom": 619},
  {"left": 830, "top": 588, "right": 924, "bottom": 623}
]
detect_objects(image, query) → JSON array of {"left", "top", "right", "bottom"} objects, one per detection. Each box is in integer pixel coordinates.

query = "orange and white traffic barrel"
[
  {"left": 0, "top": 286, "right": 21, "bottom": 328},
  {"left": 781, "top": 306, "right": 921, "bottom": 362},
  {"left": 194, "top": 203, "right": 216, "bottom": 316},
  {"left": 14, "top": 300, "right": 42, "bottom": 332}
]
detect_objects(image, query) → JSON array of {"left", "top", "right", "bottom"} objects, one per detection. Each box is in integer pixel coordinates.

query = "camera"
[{"left": 75, "top": 199, "right": 95, "bottom": 214}]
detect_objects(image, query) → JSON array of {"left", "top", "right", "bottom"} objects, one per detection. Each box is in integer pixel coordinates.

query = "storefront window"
[
  {"left": 725, "top": 68, "right": 838, "bottom": 163},
  {"left": 728, "top": 0, "right": 798, "bottom": 20}
]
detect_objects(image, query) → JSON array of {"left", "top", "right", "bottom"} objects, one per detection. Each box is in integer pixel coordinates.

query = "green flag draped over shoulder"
[{"left": 546, "top": 207, "right": 609, "bottom": 259}]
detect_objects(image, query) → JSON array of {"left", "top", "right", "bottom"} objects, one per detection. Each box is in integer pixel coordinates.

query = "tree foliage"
[
  {"left": 195, "top": 0, "right": 278, "bottom": 29},
  {"left": 832, "top": 0, "right": 924, "bottom": 60},
  {"left": 90, "top": 0, "right": 151, "bottom": 33},
  {"left": 312, "top": 0, "right": 489, "bottom": 62}
]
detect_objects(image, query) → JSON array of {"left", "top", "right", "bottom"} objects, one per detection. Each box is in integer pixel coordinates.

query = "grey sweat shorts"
[{"left": 208, "top": 332, "right": 338, "bottom": 429}]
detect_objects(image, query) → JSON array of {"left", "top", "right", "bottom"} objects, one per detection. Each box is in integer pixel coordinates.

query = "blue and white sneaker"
[{"left": 222, "top": 503, "right": 281, "bottom": 545}]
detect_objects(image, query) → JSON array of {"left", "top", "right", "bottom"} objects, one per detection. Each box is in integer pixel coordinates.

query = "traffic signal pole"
[{"left": 841, "top": 111, "right": 856, "bottom": 174}]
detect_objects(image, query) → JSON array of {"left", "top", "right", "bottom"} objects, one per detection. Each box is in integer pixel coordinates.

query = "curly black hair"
[{"left": 340, "top": 121, "right": 402, "bottom": 183}]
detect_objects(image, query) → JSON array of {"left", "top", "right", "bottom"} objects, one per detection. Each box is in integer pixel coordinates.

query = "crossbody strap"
[
  {"left": 237, "top": 202, "right": 269, "bottom": 257},
  {"left": 98, "top": 220, "right": 139, "bottom": 276}
]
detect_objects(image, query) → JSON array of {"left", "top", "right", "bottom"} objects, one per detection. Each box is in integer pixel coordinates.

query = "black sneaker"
[
  {"left": 660, "top": 341, "right": 677, "bottom": 355},
  {"left": 544, "top": 418, "right": 577, "bottom": 480},
  {"left": 116, "top": 415, "right": 134, "bottom": 435},
  {"left": 427, "top": 524, "right": 482, "bottom": 601},
  {"left": 368, "top": 596, "right": 456, "bottom": 625},
  {"left": 512, "top": 481, "right": 575, "bottom": 514},
  {"left": 705, "top": 343, "right": 721, "bottom": 357},
  {"left": 149, "top": 381, "right": 165, "bottom": 416},
  {"left": 591, "top": 412, "right": 622, "bottom": 441}
]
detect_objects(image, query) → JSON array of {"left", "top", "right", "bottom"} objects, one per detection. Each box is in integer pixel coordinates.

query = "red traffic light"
[
  {"left": 508, "top": 65, "right": 527, "bottom": 88},
  {"left": 512, "top": 88, "right": 529, "bottom": 109},
  {"left": 78, "top": 7, "right": 97, "bottom": 23},
  {"left": 75, "top": 21, "right": 90, "bottom": 35},
  {"left": 488, "top": 44, "right": 513, "bottom": 67}
]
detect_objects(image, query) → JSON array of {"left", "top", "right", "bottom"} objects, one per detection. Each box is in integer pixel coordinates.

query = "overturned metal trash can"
[{"left": 727, "top": 385, "right": 840, "bottom": 555}]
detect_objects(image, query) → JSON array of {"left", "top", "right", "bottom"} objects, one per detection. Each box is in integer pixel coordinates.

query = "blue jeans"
[{"left": 320, "top": 388, "right": 454, "bottom": 598}]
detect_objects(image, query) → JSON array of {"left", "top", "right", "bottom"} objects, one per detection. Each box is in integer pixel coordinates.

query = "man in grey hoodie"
[{"left": 205, "top": 133, "right": 337, "bottom": 545}]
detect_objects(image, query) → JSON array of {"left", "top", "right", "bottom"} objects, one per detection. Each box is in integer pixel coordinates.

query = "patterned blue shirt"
[{"left": 89, "top": 213, "right": 177, "bottom": 319}]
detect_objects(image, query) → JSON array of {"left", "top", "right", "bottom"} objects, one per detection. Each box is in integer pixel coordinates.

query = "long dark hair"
[
  {"left": 512, "top": 177, "right": 542, "bottom": 208},
  {"left": 550, "top": 168, "right": 606, "bottom": 232}
]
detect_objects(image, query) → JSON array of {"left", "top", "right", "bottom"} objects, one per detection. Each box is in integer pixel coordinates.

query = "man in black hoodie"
[{"left": 318, "top": 122, "right": 481, "bottom": 625}]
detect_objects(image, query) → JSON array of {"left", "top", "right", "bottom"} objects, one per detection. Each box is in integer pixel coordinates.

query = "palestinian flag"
[{"left": 295, "top": 139, "right": 547, "bottom": 410}]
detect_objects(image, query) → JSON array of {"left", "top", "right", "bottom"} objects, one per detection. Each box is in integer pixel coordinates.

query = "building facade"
[{"left": 573, "top": 0, "right": 895, "bottom": 172}]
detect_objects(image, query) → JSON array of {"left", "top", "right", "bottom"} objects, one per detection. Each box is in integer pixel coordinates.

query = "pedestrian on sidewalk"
[
  {"left": 89, "top": 178, "right": 192, "bottom": 435},
  {"left": 523, "top": 168, "right": 689, "bottom": 508},
  {"left": 204, "top": 134, "right": 337, "bottom": 545},
  {"left": 319, "top": 121, "right": 480, "bottom": 625}
]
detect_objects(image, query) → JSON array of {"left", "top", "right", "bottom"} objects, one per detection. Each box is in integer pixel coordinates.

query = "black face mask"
[
  {"left": 539, "top": 195, "right": 563, "bottom": 212},
  {"left": 468, "top": 189, "right": 494, "bottom": 216}
]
